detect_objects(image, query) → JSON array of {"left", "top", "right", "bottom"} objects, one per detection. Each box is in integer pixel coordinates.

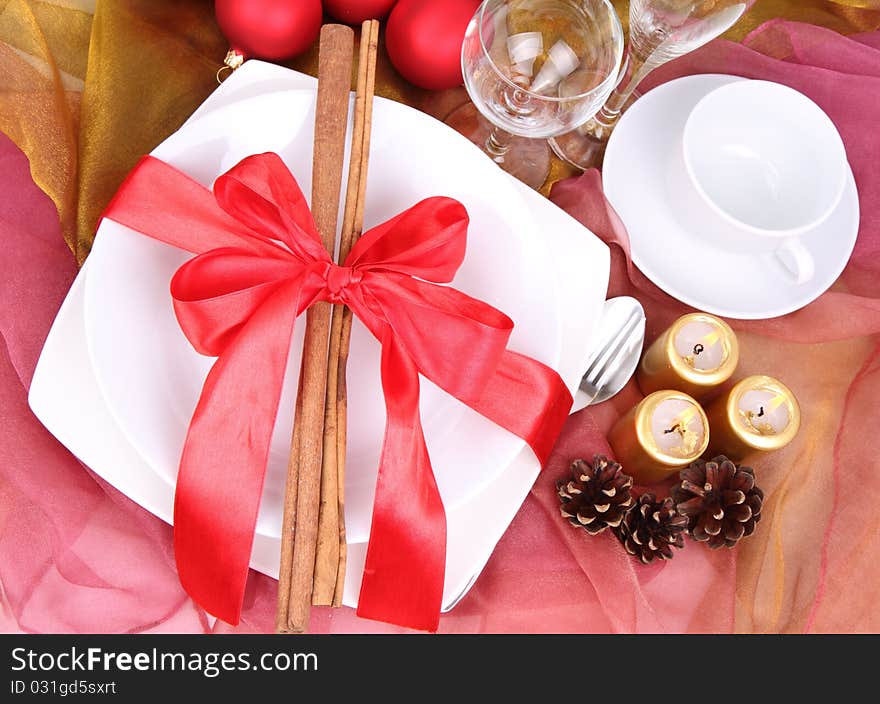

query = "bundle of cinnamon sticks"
[{"left": 276, "top": 20, "right": 380, "bottom": 634}]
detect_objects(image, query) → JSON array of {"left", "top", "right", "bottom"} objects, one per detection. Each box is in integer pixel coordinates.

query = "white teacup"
[{"left": 675, "top": 80, "right": 848, "bottom": 284}]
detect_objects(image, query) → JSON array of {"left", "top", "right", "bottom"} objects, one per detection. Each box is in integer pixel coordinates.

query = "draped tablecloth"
[{"left": 1, "top": 0, "right": 879, "bottom": 633}]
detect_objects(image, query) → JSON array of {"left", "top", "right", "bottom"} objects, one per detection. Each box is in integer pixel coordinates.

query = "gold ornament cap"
[{"left": 217, "top": 48, "right": 245, "bottom": 84}]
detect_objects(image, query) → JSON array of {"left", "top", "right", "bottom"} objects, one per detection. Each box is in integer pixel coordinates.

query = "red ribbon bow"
[{"left": 102, "top": 153, "right": 572, "bottom": 631}]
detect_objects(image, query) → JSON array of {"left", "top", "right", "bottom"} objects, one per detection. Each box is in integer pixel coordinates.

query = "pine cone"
[
  {"left": 557, "top": 456, "right": 635, "bottom": 535},
  {"left": 671, "top": 456, "right": 764, "bottom": 549},
  {"left": 614, "top": 493, "right": 688, "bottom": 563}
]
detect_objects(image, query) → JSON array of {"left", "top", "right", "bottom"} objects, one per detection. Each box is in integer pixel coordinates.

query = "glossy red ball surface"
[
  {"left": 386, "top": 0, "right": 481, "bottom": 90},
  {"left": 324, "top": 0, "right": 398, "bottom": 24},
  {"left": 215, "top": 0, "right": 323, "bottom": 60}
]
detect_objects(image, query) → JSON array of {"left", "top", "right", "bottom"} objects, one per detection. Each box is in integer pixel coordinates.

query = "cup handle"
[{"left": 775, "top": 239, "right": 815, "bottom": 284}]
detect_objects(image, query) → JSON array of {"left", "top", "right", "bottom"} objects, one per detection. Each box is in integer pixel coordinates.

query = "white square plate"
[{"left": 30, "top": 63, "right": 609, "bottom": 613}]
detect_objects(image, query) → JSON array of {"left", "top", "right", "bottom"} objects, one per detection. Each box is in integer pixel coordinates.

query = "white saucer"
[{"left": 603, "top": 74, "right": 860, "bottom": 320}]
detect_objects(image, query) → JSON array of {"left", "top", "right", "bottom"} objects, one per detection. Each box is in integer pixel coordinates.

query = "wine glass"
[
  {"left": 549, "top": 0, "right": 751, "bottom": 170},
  {"left": 446, "top": 0, "right": 624, "bottom": 190}
]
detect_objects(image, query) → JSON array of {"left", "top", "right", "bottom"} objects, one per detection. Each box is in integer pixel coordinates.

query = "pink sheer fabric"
[{"left": 1, "top": 20, "right": 878, "bottom": 633}]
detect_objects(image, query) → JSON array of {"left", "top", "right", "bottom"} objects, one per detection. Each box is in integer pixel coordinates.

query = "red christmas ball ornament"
[
  {"left": 324, "top": 0, "right": 398, "bottom": 24},
  {"left": 215, "top": 0, "right": 323, "bottom": 61},
  {"left": 386, "top": 0, "right": 481, "bottom": 91}
]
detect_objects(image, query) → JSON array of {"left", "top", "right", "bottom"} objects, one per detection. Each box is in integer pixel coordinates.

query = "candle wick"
[
  {"left": 662, "top": 420, "right": 698, "bottom": 456},
  {"left": 693, "top": 343, "right": 704, "bottom": 356},
  {"left": 739, "top": 406, "right": 779, "bottom": 437}
]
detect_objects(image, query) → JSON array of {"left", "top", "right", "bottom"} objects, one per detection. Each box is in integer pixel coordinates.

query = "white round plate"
[
  {"left": 603, "top": 74, "right": 859, "bottom": 320},
  {"left": 84, "top": 89, "right": 561, "bottom": 543}
]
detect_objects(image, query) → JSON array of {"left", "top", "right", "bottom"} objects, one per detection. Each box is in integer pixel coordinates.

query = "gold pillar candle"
[
  {"left": 608, "top": 391, "right": 710, "bottom": 485},
  {"left": 705, "top": 375, "right": 801, "bottom": 461},
  {"left": 637, "top": 313, "right": 739, "bottom": 400}
]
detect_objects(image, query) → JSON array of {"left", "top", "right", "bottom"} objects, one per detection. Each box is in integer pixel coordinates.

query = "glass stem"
[
  {"left": 485, "top": 83, "right": 536, "bottom": 163},
  {"left": 485, "top": 127, "right": 510, "bottom": 163},
  {"left": 582, "top": 47, "right": 653, "bottom": 141}
]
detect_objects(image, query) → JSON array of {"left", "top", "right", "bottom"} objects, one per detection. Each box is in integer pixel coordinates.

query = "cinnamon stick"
[
  {"left": 309, "top": 28, "right": 374, "bottom": 605},
  {"left": 276, "top": 23, "right": 354, "bottom": 634},
  {"left": 274, "top": 367, "right": 304, "bottom": 629},
  {"left": 336, "top": 19, "right": 380, "bottom": 606},
  {"left": 321, "top": 19, "right": 380, "bottom": 607}
]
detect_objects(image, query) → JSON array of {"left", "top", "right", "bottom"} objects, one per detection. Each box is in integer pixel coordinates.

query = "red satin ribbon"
[{"left": 102, "top": 153, "right": 572, "bottom": 631}]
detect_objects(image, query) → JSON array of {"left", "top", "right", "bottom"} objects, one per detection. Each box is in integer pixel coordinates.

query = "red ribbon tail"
[
  {"left": 356, "top": 332, "right": 446, "bottom": 632},
  {"left": 174, "top": 284, "right": 299, "bottom": 624},
  {"left": 470, "top": 350, "right": 572, "bottom": 467}
]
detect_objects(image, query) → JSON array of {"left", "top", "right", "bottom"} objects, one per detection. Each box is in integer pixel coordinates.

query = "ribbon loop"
[
  {"left": 345, "top": 196, "right": 469, "bottom": 283},
  {"left": 101, "top": 153, "right": 573, "bottom": 631},
  {"left": 213, "top": 153, "right": 326, "bottom": 261}
]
